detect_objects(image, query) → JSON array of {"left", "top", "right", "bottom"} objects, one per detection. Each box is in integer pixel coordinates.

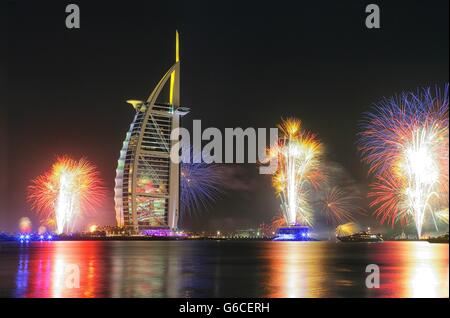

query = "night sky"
[{"left": 2, "top": 0, "right": 449, "bottom": 233}]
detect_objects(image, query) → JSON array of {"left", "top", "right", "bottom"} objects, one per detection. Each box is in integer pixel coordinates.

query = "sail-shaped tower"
[{"left": 114, "top": 31, "right": 189, "bottom": 234}]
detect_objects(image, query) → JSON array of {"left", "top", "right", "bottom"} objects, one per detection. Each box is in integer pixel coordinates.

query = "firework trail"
[
  {"left": 358, "top": 85, "right": 449, "bottom": 237},
  {"left": 179, "top": 145, "right": 225, "bottom": 216},
  {"left": 435, "top": 209, "right": 449, "bottom": 225},
  {"left": 268, "top": 118, "right": 324, "bottom": 226},
  {"left": 336, "top": 222, "right": 360, "bottom": 237},
  {"left": 180, "top": 162, "right": 224, "bottom": 215},
  {"left": 318, "top": 186, "right": 357, "bottom": 224},
  {"left": 28, "top": 156, "right": 105, "bottom": 234},
  {"left": 312, "top": 161, "right": 365, "bottom": 225},
  {"left": 271, "top": 215, "right": 287, "bottom": 228}
]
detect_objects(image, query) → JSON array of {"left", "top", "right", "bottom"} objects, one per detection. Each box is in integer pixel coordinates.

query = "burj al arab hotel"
[{"left": 114, "top": 32, "right": 189, "bottom": 234}]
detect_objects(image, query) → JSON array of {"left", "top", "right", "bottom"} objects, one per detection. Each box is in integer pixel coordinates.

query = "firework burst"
[
  {"left": 269, "top": 118, "right": 324, "bottom": 226},
  {"left": 318, "top": 186, "right": 357, "bottom": 224},
  {"left": 358, "top": 85, "right": 449, "bottom": 237},
  {"left": 336, "top": 222, "right": 360, "bottom": 237},
  {"left": 179, "top": 144, "right": 226, "bottom": 216},
  {"left": 435, "top": 209, "right": 449, "bottom": 224},
  {"left": 271, "top": 215, "right": 287, "bottom": 229},
  {"left": 180, "top": 162, "right": 224, "bottom": 215},
  {"left": 28, "top": 156, "right": 105, "bottom": 234}
]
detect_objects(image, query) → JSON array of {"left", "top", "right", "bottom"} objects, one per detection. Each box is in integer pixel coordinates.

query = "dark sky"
[{"left": 2, "top": 0, "right": 449, "bottom": 233}]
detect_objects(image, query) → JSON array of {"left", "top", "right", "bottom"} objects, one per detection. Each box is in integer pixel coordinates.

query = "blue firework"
[{"left": 180, "top": 149, "right": 225, "bottom": 216}]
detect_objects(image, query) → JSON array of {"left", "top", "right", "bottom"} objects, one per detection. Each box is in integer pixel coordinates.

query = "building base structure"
[{"left": 272, "top": 225, "right": 311, "bottom": 241}]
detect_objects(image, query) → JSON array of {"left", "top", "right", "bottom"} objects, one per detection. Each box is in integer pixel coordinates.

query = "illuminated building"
[
  {"left": 232, "top": 229, "right": 261, "bottom": 239},
  {"left": 114, "top": 31, "right": 189, "bottom": 234}
]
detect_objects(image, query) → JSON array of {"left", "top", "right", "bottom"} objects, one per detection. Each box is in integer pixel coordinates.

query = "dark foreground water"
[{"left": 0, "top": 241, "right": 448, "bottom": 298}]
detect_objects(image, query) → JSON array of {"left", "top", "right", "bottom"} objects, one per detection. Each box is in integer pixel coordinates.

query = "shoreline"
[{"left": 1, "top": 237, "right": 442, "bottom": 243}]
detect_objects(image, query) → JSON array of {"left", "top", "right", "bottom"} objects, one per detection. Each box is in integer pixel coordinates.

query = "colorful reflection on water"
[{"left": 0, "top": 241, "right": 448, "bottom": 298}]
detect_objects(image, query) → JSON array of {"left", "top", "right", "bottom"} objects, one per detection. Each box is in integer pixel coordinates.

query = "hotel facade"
[{"left": 114, "top": 32, "right": 189, "bottom": 233}]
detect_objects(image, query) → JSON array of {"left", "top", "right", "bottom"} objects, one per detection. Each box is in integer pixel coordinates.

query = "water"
[{"left": 0, "top": 241, "right": 448, "bottom": 298}]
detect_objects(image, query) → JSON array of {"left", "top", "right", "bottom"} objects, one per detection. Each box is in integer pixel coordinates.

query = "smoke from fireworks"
[
  {"left": 28, "top": 156, "right": 105, "bottom": 234},
  {"left": 268, "top": 118, "right": 324, "bottom": 226},
  {"left": 358, "top": 85, "right": 449, "bottom": 237}
]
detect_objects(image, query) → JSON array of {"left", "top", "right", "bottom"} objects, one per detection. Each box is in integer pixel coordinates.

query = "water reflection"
[
  {"left": 265, "top": 242, "right": 327, "bottom": 297},
  {"left": 405, "top": 243, "right": 448, "bottom": 298},
  {"left": 364, "top": 242, "right": 448, "bottom": 298},
  {"left": 107, "top": 241, "right": 215, "bottom": 297},
  {"left": 108, "top": 242, "right": 181, "bottom": 297},
  {"left": 15, "top": 242, "right": 105, "bottom": 297},
  {"left": 15, "top": 246, "right": 30, "bottom": 297},
  {"left": 0, "top": 241, "right": 447, "bottom": 298}
]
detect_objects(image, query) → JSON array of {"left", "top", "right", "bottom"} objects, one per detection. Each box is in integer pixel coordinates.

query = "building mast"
[{"left": 168, "top": 30, "right": 181, "bottom": 230}]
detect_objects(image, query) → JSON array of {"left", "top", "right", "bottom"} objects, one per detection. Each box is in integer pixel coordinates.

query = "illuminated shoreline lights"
[{"left": 358, "top": 85, "right": 449, "bottom": 238}]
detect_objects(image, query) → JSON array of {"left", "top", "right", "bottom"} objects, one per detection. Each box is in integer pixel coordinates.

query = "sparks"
[
  {"left": 269, "top": 118, "right": 324, "bottom": 226},
  {"left": 180, "top": 162, "right": 224, "bottom": 216},
  {"left": 435, "top": 209, "right": 449, "bottom": 224},
  {"left": 358, "top": 85, "right": 449, "bottom": 238},
  {"left": 336, "top": 222, "right": 360, "bottom": 237},
  {"left": 27, "top": 156, "right": 105, "bottom": 234},
  {"left": 179, "top": 144, "right": 225, "bottom": 217},
  {"left": 318, "top": 186, "right": 357, "bottom": 224}
]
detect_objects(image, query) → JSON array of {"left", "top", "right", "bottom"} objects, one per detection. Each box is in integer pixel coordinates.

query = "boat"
[
  {"left": 427, "top": 233, "right": 449, "bottom": 244},
  {"left": 337, "top": 231, "right": 383, "bottom": 243}
]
